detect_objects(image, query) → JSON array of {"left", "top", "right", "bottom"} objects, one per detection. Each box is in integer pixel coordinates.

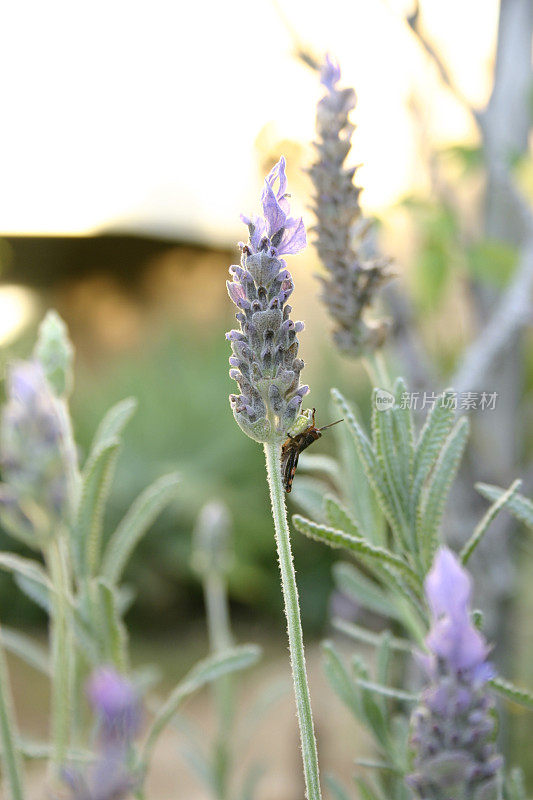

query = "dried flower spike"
[
  {"left": 407, "top": 548, "right": 503, "bottom": 800},
  {"left": 309, "top": 54, "right": 392, "bottom": 358},
  {"left": 226, "top": 157, "right": 309, "bottom": 443}
]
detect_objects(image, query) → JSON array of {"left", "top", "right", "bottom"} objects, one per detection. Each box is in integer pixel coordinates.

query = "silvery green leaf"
[
  {"left": 102, "top": 471, "right": 180, "bottom": 584},
  {"left": 332, "top": 619, "right": 412, "bottom": 654},
  {"left": 74, "top": 438, "right": 120, "bottom": 577},
  {"left": 354, "top": 759, "right": 400, "bottom": 772},
  {"left": 412, "top": 389, "right": 456, "bottom": 506},
  {"left": 0, "top": 627, "right": 49, "bottom": 675},
  {"left": 322, "top": 640, "right": 361, "bottom": 718},
  {"left": 7, "top": 739, "right": 91, "bottom": 761},
  {"left": 376, "top": 633, "right": 391, "bottom": 692},
  {"left": 333, "top": 562, "right": 400, "bottom": 620},
  {"left": 90, "top": 397, "right": 138, "bottom": 450},
  {"left": 0, "top": 503, "right": 37, "bottom": 551},
  {"left": 391, "top": 377, "right": 415, "bottom": 485},
  {"left": 181, "top": 745, "right": 216, "bottom": 793},
  {"left": 240, "top": 762, "right": 265, "bottom": 800},
  {"left": 96, "top": 579, "right": 129, "bottom": 670},
  {"left": 354, "top": 777, "right": 387, "bottom": 800},
  {"left": 33, "top": 310, "right": 74, "bottom": 398},
  {"left": 292, "top": 516, "right": 421, "bottom": 590},
  {"left": 289, "top": 476, "right": 331, "bottom": 524},
  {"left": 331, "top": 391, "right": 383, "bottom": 543},
  {"left": 141, "top": 644, "right": 261, "bottom": 765},
  {"left": 0, "top": 553, "right": 52, "bottom": 592},
  {"left": 505, "top": 768, "right": 527, "bottom": 800},
  {"left": 417, "top": 416, "right": 469, "bottom": 566},
  {"left": 476, "top": 482, "right": 533, "bottom": 530},
  {"left": 461, "top": 480, "right": 521, "bottom": 564},
  {"left": 489, "top": 677, "right": 533, "bottom": 709},
  {"left": 296, "top": 453, "right": 341, "bottom": 484},
  {"left": 371, "top": 391, "right": 410, "bottom": 546},
  {"left": 0, "top": 623, "right": 25, "bottom": 800},
  {"left": 325, "top": 774, "right": 351, "bottom": 800},
  {"left": 13, "top": 574, "right": 50, "bottom": 613},
  {"left": 324, "top": 497, "right": 362, "bottom": 538},
  {"left": 331, "top": 390, "right": 400, "bottom": 539},
  {"left": 238, "top": 678, "right": 287, "bottom": 753},
  {"left": 355, "top": 679, "right": 418, "bottom": 704}
]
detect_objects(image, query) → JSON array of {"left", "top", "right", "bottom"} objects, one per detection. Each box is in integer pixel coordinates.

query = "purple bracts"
[
  {"left": 309, "top": 54, "right": 391, "bottom": 357},
  {"left": 227, "top": 157, "right": 309, "bottom": 442},
  {"left": 407, "top": 548, "right": 502, "bottom": 800}
]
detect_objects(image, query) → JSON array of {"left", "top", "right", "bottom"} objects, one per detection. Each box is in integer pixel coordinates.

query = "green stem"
[
  {"left": 263, "top": 441, "right": 322, "bottom": 800},
  {"left": 45, "top": 535, "right": 73, "bottom": 774},
  {"left": 0, "top": 622, "right": 25, "bottom": 800},
  {"left": 204, "top": 572, "right": 234, "bottom": 800}
]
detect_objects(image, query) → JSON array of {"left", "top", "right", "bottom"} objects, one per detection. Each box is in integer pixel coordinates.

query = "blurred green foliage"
[{"left": 53, "top": 323, "right": 342, "bottom": 633}]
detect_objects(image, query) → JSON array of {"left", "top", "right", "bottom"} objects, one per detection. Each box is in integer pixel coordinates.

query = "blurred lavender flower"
[
  {"left": 87, "top": 667, "right": 141, "bottom": 747},
  {"left": 0, "top": 360, "right": 73, "bottom": 538},
  {"left": 407, "top": 548, "right": 502, "bottom": 800},
  {"left": 62, "top": 668, "right": 141, "bottom": 800},
  {"left": 309, "top": 54, "right": 392, "bottom": 358},
  {"left": 226, "top": 157, "right": 309, "bottom": 442}
]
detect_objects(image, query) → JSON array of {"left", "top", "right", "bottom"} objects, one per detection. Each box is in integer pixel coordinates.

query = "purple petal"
[
  {"left": 278, "top": 216, "right": 307, "bottom": 255},
  {"left": 261, "top": 181, "right": 287, "bottom": 237},
  {"left": 320, "top": 53, "right": 341, "bottom": 91},
  {"left": 425, "top": 547, "right": 471, "bottom": 620}
]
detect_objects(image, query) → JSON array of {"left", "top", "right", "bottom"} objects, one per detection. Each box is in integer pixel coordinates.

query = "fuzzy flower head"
[
  {"left": 87, "top": 667, "right": 141, "bottom": 747},
  {"left": 407, "top": 548, "right": 502, "bottom": 800},
  {"left": 0, "top": 360, "right": 72, "bottom": 538},
  {"left": 227, "top": 158, "right": 309, "bottom": 443}
]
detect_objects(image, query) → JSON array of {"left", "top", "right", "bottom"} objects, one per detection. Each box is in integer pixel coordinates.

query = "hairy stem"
[
  {"left": 263, "top": 441, "right": 322, "bottom": 800},
  {"left": 46, "top": 534, "right": 73, "bottom": 774},
  {"left": 0, "top": 621, "right": 25, "bottom": 800}
]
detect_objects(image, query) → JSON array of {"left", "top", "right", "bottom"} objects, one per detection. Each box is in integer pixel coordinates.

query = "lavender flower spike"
[
  {"left": 309, "top": 54, "right": 392, "bottom": 358},
  {"left": 227, "top": 157, "right": 309, "bottom": 442},
  {"left": 62, "top": 668, "right": 141, "bottom": 800},
  {"left": 407, "top": 548, "right": 503, "bottom": 800},
  {"left": 0, "top": 360, "right": 73, "bottom": 539},
  {"left": 87, "top": 666, "right": 141, "bottom": 747}
]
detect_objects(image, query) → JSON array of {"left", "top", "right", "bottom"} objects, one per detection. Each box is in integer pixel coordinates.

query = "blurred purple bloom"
[
  {"left": 423, "top": 547, "right": 491, "bottom": 680},
  {"left": 320, "top": 53, "right": 340, "bottom": 90},
  {"left": 62, "top": 757, "right": 137, "bottom": 800},
  {"left": 62, "top": 668, "right": 142, "bottom": 800},
  {"left": 87, "top": 667, "right": 141, "bottom": 746},
  {"left": 407, "top": 549, "right": 502, "bottom": 800},
  {"left": 0, "top": 360, "right": 72, "bottom": 534}
]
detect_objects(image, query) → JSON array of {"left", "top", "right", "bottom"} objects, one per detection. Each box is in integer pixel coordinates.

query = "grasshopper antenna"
[{"left": 318, "top": 418, "right": 344, "bottom": 432}]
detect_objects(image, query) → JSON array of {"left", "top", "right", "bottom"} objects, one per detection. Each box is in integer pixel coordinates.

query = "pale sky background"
[{"left": 0, "top": 0, "right": 498, "bottom": 244}]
